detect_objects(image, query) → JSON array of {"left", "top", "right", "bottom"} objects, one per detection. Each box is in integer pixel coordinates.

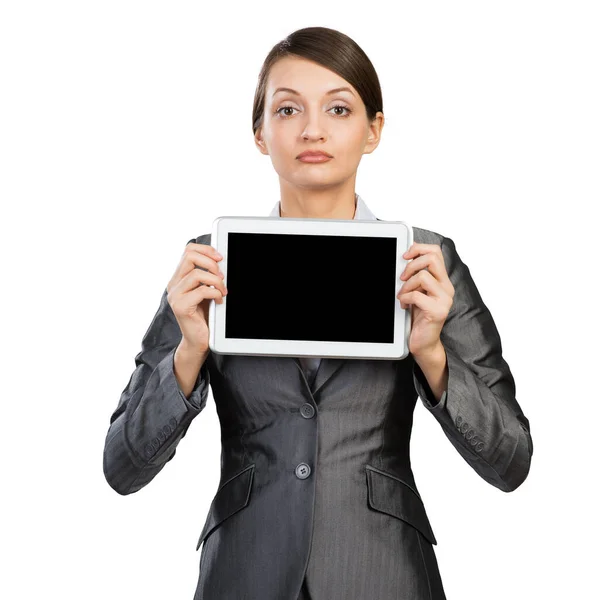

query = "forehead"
[{"left": 266, "top": 56, "right": 356, "bottom": 98}]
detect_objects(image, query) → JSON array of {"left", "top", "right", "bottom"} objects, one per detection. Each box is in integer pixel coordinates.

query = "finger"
[
  {"left": 172, "top": 285, "right": 224, "bottom": 317},
  {"left": 188, "top": 284, "right": 225, "bottom": 306},
  {"left": 190, "top": 283, "right": 226, "bottom": 307},
  {"left": 187, "top": 242, "right": 223, "bottom": 261},
  {"left": 400, "top": 253, "right": 431, "bottom": 280},
  {"left": 186, "top": 244, "right": 223, "bottom": 276},
  {"left": 403, "top": 242, "right": 442, "bottom": 258},
  {"left": 399, "top": 269, "right": 437, "bottom": 297},
  {"left": 172, "top": 266, "right": 228, "bottom": 302},
  {"left": 400, "top": 251, "right": 452, "bottom": 294},
  {"left": 399, "top": 290, "right": 439, "bottom": 312},
  {"left": 189, "top": 266, "right": 228, "bottom": 296},
  {"left": 169, "top": 244, "right": 223, "bottom": 291},
  {"left": 399, "top": 271, "right": 452, "bottom": 306}
]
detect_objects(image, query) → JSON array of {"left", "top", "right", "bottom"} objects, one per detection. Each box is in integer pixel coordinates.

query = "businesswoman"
[{"left": 103, "top": 27, "right": 534, "bottom": 600}]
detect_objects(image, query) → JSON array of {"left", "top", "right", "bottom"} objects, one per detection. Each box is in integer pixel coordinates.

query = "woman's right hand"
[{"left": 166, "top": 241, "right": 227, "bottom": 354}]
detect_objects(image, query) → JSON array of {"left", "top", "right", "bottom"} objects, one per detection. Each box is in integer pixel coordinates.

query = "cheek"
[
  {"left": 264, "top": 122, "right": 293, "bottom": 151},
  {"left": 346, "top": 125, "right": 368, "bottom": 146},
  {"left": 335, "top": 123, "right": 366, "bottom": 146},
  {"left": 335, "top": 131, "right": 366, "bottom": 163}
]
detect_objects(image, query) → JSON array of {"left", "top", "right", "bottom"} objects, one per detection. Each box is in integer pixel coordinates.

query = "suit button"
[
  {"left": 476, "top": 442, "right": 484, "bottom": 452},
  {"left": 300, "top": 404, "right": 315, "bottom": 418},
  {"left": 456, "top": 415, "right": 463, "bottom": 426},
  {"left": 169, "top": 417, "right": 177, "bottom": 429},
  {"left": 465, "top": 430, "right": 474, "bottom": 440},
  {"left": 158, "top": 430, "right": 166, "bottom": 442},
  {"left": 152, "top": 437, "right": 160, "bottom": 450},
  {"left": 295, "top": 463, "right": 311, "bottom": 479},
  {"left": 162, "top": 424, "right": 171, "bottom": 435},
  {"left": 460, "top": 422, "right": 469, "bottom": 434},
  {"left": 144, "top": 443, "right": 154, "bottom": 458}
]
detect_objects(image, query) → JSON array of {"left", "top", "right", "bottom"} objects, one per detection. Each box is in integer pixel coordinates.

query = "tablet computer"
[{"left": 207, "top": 215, "right": 413, "bottom": 360}]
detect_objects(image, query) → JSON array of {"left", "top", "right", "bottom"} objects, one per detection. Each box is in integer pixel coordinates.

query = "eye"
[
  {"left": 330, "top": 104, "right": 352, "bottom": 117},
  {"left": 274, "top": 104, "right": 353, "bottom": 119},
  {"left": 275, "top": 105, "right": 298, "bottom": 118}
]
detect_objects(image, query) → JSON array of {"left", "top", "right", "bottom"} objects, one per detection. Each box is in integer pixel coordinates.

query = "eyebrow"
[{"left": 272, "top": 86, "right": 355, "bottom": 98}]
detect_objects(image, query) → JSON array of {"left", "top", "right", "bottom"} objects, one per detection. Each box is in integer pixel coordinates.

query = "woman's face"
[{"left": 255, "top": 56, "right": 383, "bottom": 190}]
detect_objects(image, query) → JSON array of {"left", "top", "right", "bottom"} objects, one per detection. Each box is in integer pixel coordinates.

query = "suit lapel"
[{"left": 293, "top": 357, "right": 346, "bottom": 396}]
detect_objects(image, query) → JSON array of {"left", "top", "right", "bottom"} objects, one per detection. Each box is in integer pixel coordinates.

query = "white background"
[{"left": 2, "top": 1, "right": 598, "bottom": 598}]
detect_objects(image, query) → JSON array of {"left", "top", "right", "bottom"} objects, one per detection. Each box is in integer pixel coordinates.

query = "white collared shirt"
[{"left": 268, "top": 193, "right": 378, "bottom": 386}]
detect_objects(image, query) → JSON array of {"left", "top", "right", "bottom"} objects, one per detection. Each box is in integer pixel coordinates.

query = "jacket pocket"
[
  {"left": 196, "top": 463, "right": 255, "bottom": 551},
  {"left": 365, "top": 464, "right": 437, "bottom": 545}
]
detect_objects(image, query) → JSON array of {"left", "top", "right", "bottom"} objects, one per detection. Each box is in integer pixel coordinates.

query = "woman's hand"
[
  {"left": 397, "top": 242, "right": 455, "bottom": 358},
  {"left": 166, "top": 242, "right": 228, "bottom": 355}
]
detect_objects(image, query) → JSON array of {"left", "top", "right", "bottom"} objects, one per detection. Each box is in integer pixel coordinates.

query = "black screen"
[{"left": 225, "top": 232, "right": 397, "bottom": 344}]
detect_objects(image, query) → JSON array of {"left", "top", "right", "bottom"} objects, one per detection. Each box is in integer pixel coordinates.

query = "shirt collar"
[{"left": 268, "top": 193, "right": 377, "bottom": 220}]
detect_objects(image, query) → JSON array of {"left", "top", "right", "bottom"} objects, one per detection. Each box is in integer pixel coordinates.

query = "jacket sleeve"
[
  {"left": 103, "top": 237, "right": 211, "bottom": 495},
  {"left": 412, "top": 235, "right": 533, "bottom": 493}
]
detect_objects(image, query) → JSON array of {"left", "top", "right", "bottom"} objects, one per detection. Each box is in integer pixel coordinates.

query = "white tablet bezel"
[{"left": 208, "top": 215, "right": 413, "bottom": 360}]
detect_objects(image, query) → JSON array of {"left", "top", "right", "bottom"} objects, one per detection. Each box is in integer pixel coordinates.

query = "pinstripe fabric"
[{"left": 103, "top": 214, "right": 533, "bottom": 599}]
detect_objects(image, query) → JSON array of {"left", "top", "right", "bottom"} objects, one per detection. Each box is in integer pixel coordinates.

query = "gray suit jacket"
[{"left": 103, "top": 226, "right": 533, "bottom": 600}]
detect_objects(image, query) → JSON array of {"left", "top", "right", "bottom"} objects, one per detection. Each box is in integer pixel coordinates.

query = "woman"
[{"left": 103, "top": 26, "right": 533, "bottom": 600}]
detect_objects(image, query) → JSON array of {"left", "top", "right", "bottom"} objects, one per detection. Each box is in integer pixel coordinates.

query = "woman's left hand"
[{"left": 398, "top": 242, "right": 455, "bottom": 358}]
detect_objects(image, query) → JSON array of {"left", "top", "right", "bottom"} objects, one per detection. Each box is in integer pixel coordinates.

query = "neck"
[{"left": 278, "top": 189, "right": 357, "bottom": 220}]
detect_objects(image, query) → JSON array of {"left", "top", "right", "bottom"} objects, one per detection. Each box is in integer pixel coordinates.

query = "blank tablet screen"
[{"left": 224, "top": 232, "right": 397, "bottom": 344}]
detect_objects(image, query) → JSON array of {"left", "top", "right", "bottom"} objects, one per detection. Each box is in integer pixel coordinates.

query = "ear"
[
  {"left": 364, "top": 112, "right": 385, "bottom": 155},
  {"left": 254, "top": 127, "right": 269, "bottom": 156}
]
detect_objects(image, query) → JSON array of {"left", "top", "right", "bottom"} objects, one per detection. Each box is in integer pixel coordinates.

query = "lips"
[{"left": 297, "top": 150, "right": 333, "bottom": 159}]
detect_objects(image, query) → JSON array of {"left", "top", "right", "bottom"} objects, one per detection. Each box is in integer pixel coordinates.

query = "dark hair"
[{"left": 252, "top": 26, "right": 383, "bottom": 135}]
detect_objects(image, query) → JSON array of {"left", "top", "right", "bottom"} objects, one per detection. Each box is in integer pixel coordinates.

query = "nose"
[{"left": 301, "top": 108, "right": 328, "bottom": 140}]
